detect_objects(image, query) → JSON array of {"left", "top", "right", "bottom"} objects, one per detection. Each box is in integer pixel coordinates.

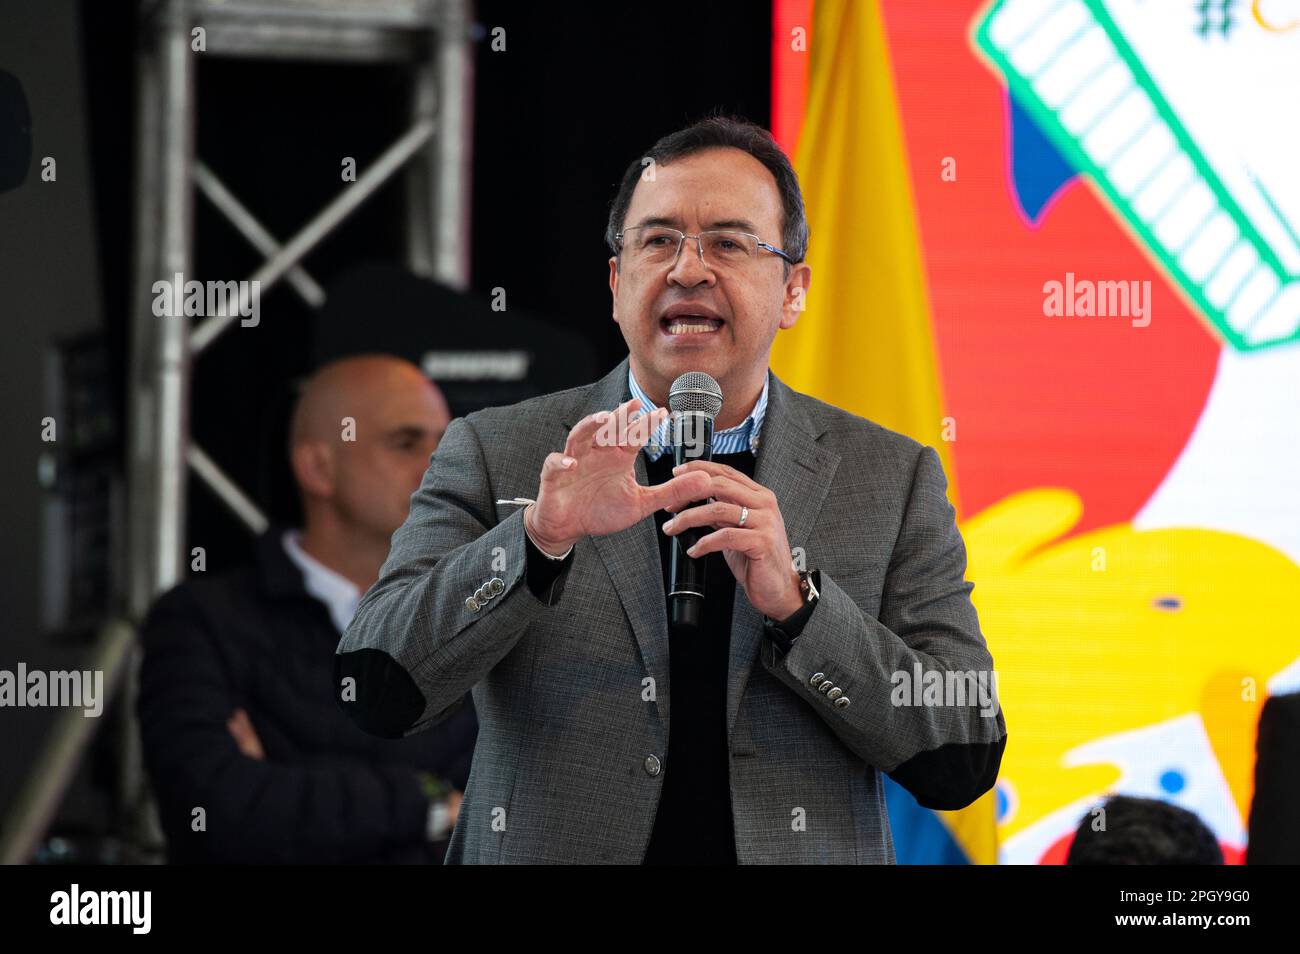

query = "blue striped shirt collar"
[{"left": 628, "top": 366, "right": 768, "bottom": 461}]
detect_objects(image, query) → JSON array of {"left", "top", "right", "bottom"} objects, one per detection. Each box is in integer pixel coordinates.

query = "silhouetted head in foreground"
[{"left": 1066, "top": 795, "right": 1223, "bottom": 865}]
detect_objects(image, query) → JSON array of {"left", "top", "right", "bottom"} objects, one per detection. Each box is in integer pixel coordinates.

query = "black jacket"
[
  {"left": 137, "top": 528, "right": 478, "bottom": 863},
  {"left": 1247, "top": 691, "right": 1300, "bottom": 864}
]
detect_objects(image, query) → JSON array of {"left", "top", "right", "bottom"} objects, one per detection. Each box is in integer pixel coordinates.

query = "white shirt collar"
[
  {"left": 627, "top": 366, "right": 769, "bottom": 461},
  {"left": 281, "top": 530, "right": 361, "bottom": 634}
]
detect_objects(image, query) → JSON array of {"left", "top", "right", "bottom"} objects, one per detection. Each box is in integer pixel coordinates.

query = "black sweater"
[
  {"left": 523, "top": 449, "right": 798, "bottom": 864},
  {"left": 640, "top": 448, "right": 758, "bottom": 864}
]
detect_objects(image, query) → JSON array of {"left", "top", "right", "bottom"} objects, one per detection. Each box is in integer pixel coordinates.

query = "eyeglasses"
[{"left": 615, "top": 226, "right": 795, "bottom": 270}]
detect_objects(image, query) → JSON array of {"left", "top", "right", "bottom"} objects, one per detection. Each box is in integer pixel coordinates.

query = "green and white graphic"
[{"left": 977, "top": 0, "right": 1300, "bottom": 351}]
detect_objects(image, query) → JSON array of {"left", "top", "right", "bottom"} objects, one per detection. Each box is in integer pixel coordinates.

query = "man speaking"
[{"left": 336, "top": 116, "right": 1007, "bottom": 864}]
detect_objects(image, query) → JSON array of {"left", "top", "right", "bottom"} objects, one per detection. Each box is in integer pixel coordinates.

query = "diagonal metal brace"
[
  {"left": 190, "top": 117, "right": 436, "bottom": 353},
  {"left": 186, "top": 443, "right": 270, "bottom": 535},
  {"left": 193, "top": 161, "right": 327, "bottom": 309}
]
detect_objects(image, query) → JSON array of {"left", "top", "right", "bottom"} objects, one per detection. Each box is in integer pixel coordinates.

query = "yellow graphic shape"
[
  {"left": 961, "top": 488, "right": 1299, "bottom": 841},
  {"left": 1253, "top": 0, "right": 1300, "bottom": 32}
]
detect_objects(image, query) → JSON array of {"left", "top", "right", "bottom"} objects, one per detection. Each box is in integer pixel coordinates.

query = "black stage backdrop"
[{"left": 80, "top": 0, "right": 772, "bottom": 578}]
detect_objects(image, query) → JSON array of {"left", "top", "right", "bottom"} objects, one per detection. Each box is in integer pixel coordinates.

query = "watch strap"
[{"left": 763, "top": 569, "right": 820, "bottom": 655}]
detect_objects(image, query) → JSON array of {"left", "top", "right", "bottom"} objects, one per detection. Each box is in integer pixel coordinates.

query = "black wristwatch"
[{"left": 763, "top": 569, "right": 820, "bottom": 655}]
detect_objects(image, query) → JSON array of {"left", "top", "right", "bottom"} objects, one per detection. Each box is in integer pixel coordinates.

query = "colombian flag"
[{"left": 770, "top": 0, "right": 997, "bottom": 864}]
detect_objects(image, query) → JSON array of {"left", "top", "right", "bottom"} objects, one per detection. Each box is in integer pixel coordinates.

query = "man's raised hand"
[{"left": 524, "top": 398, "right": 712, "bottom": 555}]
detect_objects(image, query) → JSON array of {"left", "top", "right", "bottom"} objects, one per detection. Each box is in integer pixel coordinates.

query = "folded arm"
[{"left": 137, "top": 589, "right": 435, "bottom": 863}]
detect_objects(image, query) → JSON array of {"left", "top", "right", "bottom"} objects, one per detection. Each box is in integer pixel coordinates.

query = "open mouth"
[{"left": 660, "top": 314, "right": 724, "bottom": 335}]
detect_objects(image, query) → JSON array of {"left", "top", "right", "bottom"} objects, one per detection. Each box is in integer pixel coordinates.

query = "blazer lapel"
[
  {"left": 726, "top": 370, "right": 839, "bottom": 740},
  {"left": 558, "top": 358, "right": 674, "bottom": 724}
]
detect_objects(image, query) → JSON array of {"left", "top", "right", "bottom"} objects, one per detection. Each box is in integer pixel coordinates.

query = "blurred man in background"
[
  {"left": 137, "top": 354, "right": 475, "bottom": 863},
  {"left": 1066, "top": 795, "right": 1223, "bottom": 865},
  {"left": 1246, "top": 691, "right": 1300, "bottom": 864}
]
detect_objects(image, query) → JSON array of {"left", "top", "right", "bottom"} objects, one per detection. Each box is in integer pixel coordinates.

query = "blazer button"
[
  {"left": 475, "top": 587, "right": 488, "bottom": 601},
  {"left": 644, "top": 755, "right": 662, "bottom": 777},
  {"left": 818, "top": 679, "right": 835, "bottom": 693},
  {"left": 827, "top": 687, "right": 843, "bottom": 700},
  {"left": 488, "top": 577, "right": 505, "bottom": 596},
  {"left": 810, "top": 672, "right": 826, "bottom": 686},
  {"left": 465, "top": 596, "right": 481, "bottom": 612},
  {"left": 834, "top": 696, "right": 851, "bottom": 709}
]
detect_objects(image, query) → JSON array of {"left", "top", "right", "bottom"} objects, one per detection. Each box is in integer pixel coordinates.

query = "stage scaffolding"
[{"left": 114, "top": 0, "right": 473, "bottom": 857}]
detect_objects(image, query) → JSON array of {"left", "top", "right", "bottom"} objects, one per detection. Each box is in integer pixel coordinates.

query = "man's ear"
[
  {"left": 779, "top": 262, "right": 812, "bottom": 330},
  {"left": 609, "top": 256, "right": 621, "bottom": 325},
  {"left": 290, "top": 440, "right": 335, "bottom": 499}
]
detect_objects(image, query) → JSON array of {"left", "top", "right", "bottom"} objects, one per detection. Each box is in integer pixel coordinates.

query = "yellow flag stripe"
[{"left": 772, "top": 0, "right": 995, "bottom": 862}]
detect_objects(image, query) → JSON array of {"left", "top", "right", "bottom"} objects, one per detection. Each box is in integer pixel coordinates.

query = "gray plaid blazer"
[{"left": 336, "top": 356, "right": 1006, "bottom": 864}]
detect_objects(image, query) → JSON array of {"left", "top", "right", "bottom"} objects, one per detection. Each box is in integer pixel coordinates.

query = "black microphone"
[{"left": 667, "top": 371, "right": 723, "bottom": 630}]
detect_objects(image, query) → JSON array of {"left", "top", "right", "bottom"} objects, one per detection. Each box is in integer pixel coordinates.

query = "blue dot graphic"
[{"left": 1159, "top": 770, "right": 1186, "bottom": 794}]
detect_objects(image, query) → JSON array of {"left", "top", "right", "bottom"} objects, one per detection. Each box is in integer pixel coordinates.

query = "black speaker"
[{"left": 313, "top": 263, "right": 600, "bottom": 417}]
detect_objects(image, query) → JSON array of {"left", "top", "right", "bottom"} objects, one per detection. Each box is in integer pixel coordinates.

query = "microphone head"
[{"left": 668, "top": 371, "right": 723, "bottom": 420}]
